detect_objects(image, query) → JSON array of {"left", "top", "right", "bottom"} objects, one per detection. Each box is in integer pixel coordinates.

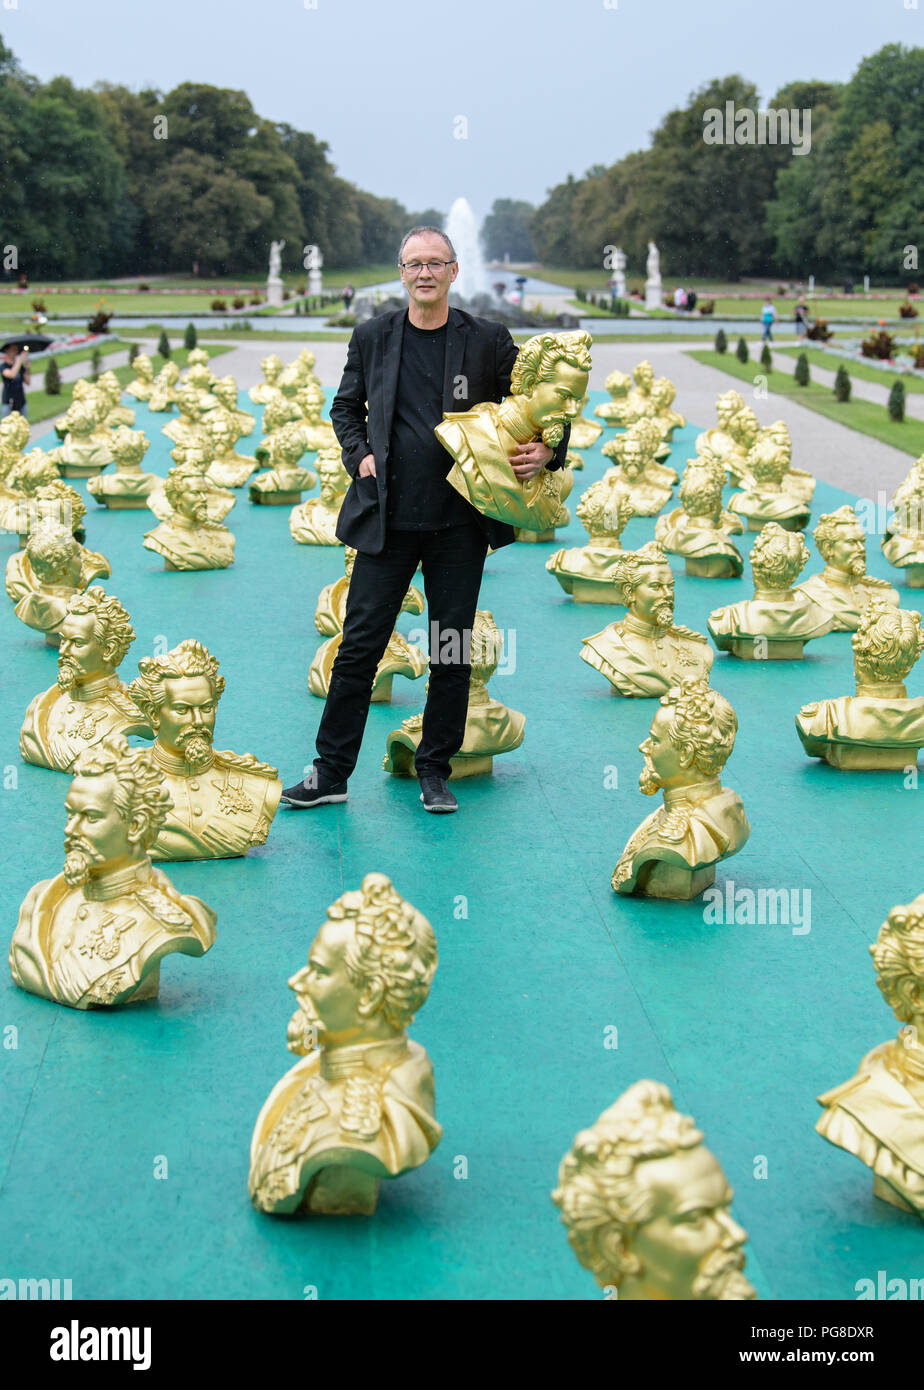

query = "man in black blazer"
[{"left": 282, "top": 226, "right": 570, "bottom": 814}]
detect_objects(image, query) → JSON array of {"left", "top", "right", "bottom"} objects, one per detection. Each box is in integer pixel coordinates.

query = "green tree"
[
  {"left": 736, "top": 337, "right": 749, "bottom": 363},
  {"left": 834, "top": 364, "right": 851, "bottom": 401},
  {"left": 715, "top": 329, "right": 728, "bottom": 353},
  {"left": 90, "top": 347, "right": 102, "bottom": 382},
  {"left": 482, "top": 199, "right": 536, "bottom": 261},
  {"left": 889, "top": 380, "right": 905, "bottom": 421},
  {"left": 184, "top": 322, "right": 197, "bottom": 350},
  {"left": 142, "top": 150, "right": 272, "bottom": 275},
  {"left": 44, "top": 357, "right": 61, "bottom": 395},
  {"left": 158, "top": 330, "right": 170, "bottom": 360},
  {"left": 761, "top": 343, "right": 773, "bottom": 371},
  {"left": 795, "top": 352, "right": 810, "bottom": 385}
]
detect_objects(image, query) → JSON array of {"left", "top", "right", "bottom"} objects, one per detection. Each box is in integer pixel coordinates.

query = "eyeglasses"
[{"left": 399, "top": 260, "right": 455, "bottom": 276}]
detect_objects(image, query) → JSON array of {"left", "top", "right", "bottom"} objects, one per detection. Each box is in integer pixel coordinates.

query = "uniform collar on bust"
[
  {"left": 320, "top": 1033, "right": 409, "bottom": 1080},
  {"left": 83, "top": 858, "right": 153, "bottom": 901},
  {"left": 152, "top": 741, "right": 215, "bottom": 776},
  {"left": 68, "top": 672, "right": 121, "bottom": 702},
  {"left": 664, "top": 777, "right": 721, "bottom": 808}
]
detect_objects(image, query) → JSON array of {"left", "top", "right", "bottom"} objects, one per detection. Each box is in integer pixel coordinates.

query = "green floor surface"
[{"left": 1, "top": 390, "right": 921, "bottom": 1300}]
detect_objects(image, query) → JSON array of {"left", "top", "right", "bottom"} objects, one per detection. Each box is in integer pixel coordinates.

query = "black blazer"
[{"left": 329, "top": 305, "right": 571, "bottom": 554}]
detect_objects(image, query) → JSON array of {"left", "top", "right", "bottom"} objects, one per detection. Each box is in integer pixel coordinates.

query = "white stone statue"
[
  {"left": 305, "top": 244, "right": 323, "bottom": 298},
  {"left": 611, "top": 247, "right": 627, "bottom": 299},
  {"left": 269, "top": 240, "right": 285, "bottom": 281},
  {"left": 645, "top": 240, "right": 662, "bottom": 310}
]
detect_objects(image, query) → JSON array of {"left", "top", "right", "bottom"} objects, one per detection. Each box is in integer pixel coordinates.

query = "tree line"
[
  {"left": 482, "top": 44, "right": 923, "bottom": 283},
  {"left": 0, "top": 37, "right": 440, "bottom": 279}
]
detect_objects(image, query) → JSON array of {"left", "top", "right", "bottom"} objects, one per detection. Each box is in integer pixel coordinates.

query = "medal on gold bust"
[
  {"left": 128, "top": 640, "right": 281, "bottom": 861},
  {"left": 20, "top": 587, "right": 151, "bottom": 771},
  {"left": 797, "top": 601, "right": 924, "bottom": 769},
  {"left": 553, "top": 1081, "right": 757, "bottom": 1299},
  {"left": 435, "top": 329, "right": 592, "bottom": 534},
  {"left": 309, "top": 548, "right": 427, "bottom": 702},
  {"left": 612, "top": 678, "right": 750, "bottom": 899},
  {"left": 796, "top": 505, "right": 900, "bottom": 629},
  {"left": 817, "top": 894, "right": 924, "bottom": 1216},
  {"left": 6, "top": 518, "right": 111, "bottom": 647},
  {"left": 383, "top": 610, "right": 525, "bottom": 778},
  {"left": 581, "top": 542, "right": 713, "bottom": 697},
  {"left": 249, "top": 873, "right": 440, "bottom": 1216},
  {"left": 8, "top": 733, "right": 217, "bottom": 1010},
  {"left": 708, "top": 523, "right": 834, "bottom": 659},
  {"left": 87, "top": 427, "right": 159, "bottom": 510}
]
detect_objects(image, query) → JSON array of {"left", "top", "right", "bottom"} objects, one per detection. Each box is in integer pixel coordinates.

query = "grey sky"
[{"left": 2, "top": 0, "right": 918, "bottom": 223}]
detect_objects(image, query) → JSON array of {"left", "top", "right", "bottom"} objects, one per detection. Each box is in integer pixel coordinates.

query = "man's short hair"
[
  {"left": 26, "top": 518, "right": 80, "bottom": 580},
  {"left": 65, "top": 586, "right": 135, "bottom": 668},
  {"left": 73, "top": 733, "right": 172, "bottom": 851},
  {"left": 661, "top": 677, "right": 737, "bottom": 776},
  {"left": 813, "top": 505, "right": 862, "bottom": 559},
  {"left": 552, "top": 1081, "right": 703, "bottom": 1287},
  {"left": 129, "top": 639, "right": 224, "bottom": 728},
  {"left": 398, "top": 226, "right": 456, "bottom": 264},
  {"left": 871, "top": 896, "right": 924, "bottom": 1022},
  {"left": 510, "top": 330, "right": 592, "bottom": 397},
  {"left": 680, "top": 459, "right": 724, "bottom": 515},
  {"left": 852, "top": 601, "right": 924, "bottom": 683},
  {"left": 750, "top": 522, "right": 808, "bottom": 589},
  {"left": 328, "top": 872, "right": 437, "bottom": 1031},
  {"left": 163, "top": 463, "right": 206, "bottom": 510}
]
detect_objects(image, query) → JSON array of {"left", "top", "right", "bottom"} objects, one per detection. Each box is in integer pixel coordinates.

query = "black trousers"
[{"left": 314, "top": 521, "right": 488, "bottom": 782}]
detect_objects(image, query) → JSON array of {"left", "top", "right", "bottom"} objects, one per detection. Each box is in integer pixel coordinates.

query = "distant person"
[
  {"left": 843, "top": 279, "right": 854, "bottom": 295},
  {"left": 760, "top": 297, "right": 777, "bottom": 344},
  {"left": 794, "top": 297, "right": 809, "bottom": 337},
  {"left": 2, "top": 344, "right": 30, "bottom": 419},
  {"left": 674, "top": 287, "right": 687, "bottom": 309},
  {"left": 342, "top": 283, "right": 354, "bottom": 313},
  {"left": 687, "top": 289, "right": 697, "bottom": 312}
]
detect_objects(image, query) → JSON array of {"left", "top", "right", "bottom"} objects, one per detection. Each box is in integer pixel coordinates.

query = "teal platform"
[{"left": 1, "top": 389, "right": 921, "bottom": 1300}]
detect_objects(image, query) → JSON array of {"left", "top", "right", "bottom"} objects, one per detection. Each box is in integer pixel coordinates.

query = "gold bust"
[
  {"left": 148, "top": 361, "right": 180, "bottom": 412},
  {"left": 97, "top": 370, "right": 136, "bottom": 428},
  {"left": 9, "top": 733, "right": 217, "bottom": 1010},
  {"left": 207, "top": 375, "right": 255, "bottom": 437},
  {"left": 125, "top": 353, "right": 155, "bottom": 402},
  {"left": 435, "top": 330, "right": 591, "bottom": 533},
  {"left": 143, "top": 464, "right": 236, "bottom": 571},
  {"left": 161, "top": 383, "right": 208, "bottom": 449},
  {"left": 250, "top": 420, "right": 318, "bottom": 507},
  {"left": 15, "top": 477, "right": 85, "bottom": 546},
  {"left": 761, "top": 420, "right": 815, "bottom": 501},
  {"left": 0, "top": 411, "right": 32, "bottom": 524},
  {"left": 1, "top": 441, "right": 56, "bottom": 533},
  {"left": 817, "top": 894, "right": 924, "bottom": 1216},
  {"left": 383, "top": 609, "right": 525, "bottom": 778},
  {"left": 248, "top": 354, "right": 284, "bottom": 405},
  {"left": 296, "top": 381, "right": 339, "bottom": 452},
  {"left": 612, "top": 678, "right": 750, "bottom": 898},
  {"left": 696, "top": 394, "right": 759, "bottom": 485},
  {"left": 581, "top": 543, "right": 713, "bottom": 697},
  {"left": 205, "top": 412, "right": 255, "bottom": 489},
  {"left": 552, "top": 1081, "right": 757, "bottom": 1299},
  {"left": 569, "top": 391, "right": 603, "bottom": 448},
  {"left": 797, "top": 601, "right": 924, "bottom": 769},
  {"left": 20, "top": 587, "right": 151, "bottom": 770},
  {"left": 309, "top": 548, "right": 427, "bottom": 702},
  {"left": 622, "top": 373, "right": 686, "bottom": 443},
  {"left": 286, "top": 446, "right": 346, "bottom": 533},
  {"left": 547, "top": 485, "right": 636, "bottom": 602},
  {"left": 6, "top": 518, "right": 111, "bottom": 646},
  {"left": 601, "top": 422, "right": 676, "bottom": 516},
  {"left": 797, "top": 505, "right": 900, "bottom": 629},
  {"left": 128, "top": 639, "right": 281, "bottom": 860},
  {"left": 728, "top": 436, "right": 811, "bottom": 532},
  {"left": 48, "top": 395, "right": 112, "bottom": 477},
  {"left": 594, "top": 368, "right": 632, "bottom": 424},
  {"left": 180, "top": 362, "right": 218, "bottom": 412},
  {"left": 656, "top": 456, "right": 744, "bottom": 578},
  {"left": 147, "top": 440, "right": 236, "bottom": 525},
  {"left": 882, "top": 471, "right": 924, "bottom": 588},
  {"left": 254, "top": 393, "right": 306, "bottom": 464},
  {"left": 87, "top": 427, "right": 159, "bottom": 509},
  {"left": 249, "top": 872, "right": 441, "bottom": 1216},
  {"left": 708, "top": 523, "right": 834, "bottom": 659}
]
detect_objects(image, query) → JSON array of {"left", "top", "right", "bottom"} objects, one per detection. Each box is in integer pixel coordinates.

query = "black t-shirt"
[
  {"left": 2, "top": 359, "right": 26, "bottom": 408},
  {"left": 386, "top": 315, "right": 475, "bottom": 530}
]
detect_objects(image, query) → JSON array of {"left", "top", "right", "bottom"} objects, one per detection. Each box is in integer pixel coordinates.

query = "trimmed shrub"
[
  {"left": 232, "top": 296, "right": 245, "bottom": 309},
  {"left": 184, "top": 322, "right": 197, "bottom": 350},
  {"left": 89, "top": 347, "right": 102, "bottom": 382},
  {"left": 210, "top": 298, "right": 227, "bottom": 311},
  {"left": 861, "top": 330, "right": 897, "bottom": 360},
  {"left": 899, "top": 301, "right": 919, "bottom": 318},
  {"left": 128, "top": 343, "right": 140, "bottom": 365},
  {"left": 157, "top": 330, "right": 171, "bottom": 360},
  {"left": 834, "top": 365, "right": 851, "bottom": 401},
  {"left": 44, "top": 357, "right": 61, "bottom": 395},
  {"left": 736, "top": 337, "right": 749, "bottom": 363},
  {"left": 760, "top": 343, "right": 773, "bottom": 371},
  {"left": 698, "top": 299, "right": 715, "bottom": 314},
  {"left": 794, "top": 353, "right": 810, "bottom": 386},
  {"left": 889, "top": 380, "right": 906, "bottom": 422},
  {"left": 714, "top": 329, "right": 727, "bottom": 354},
  {"left": 806, "top": 318, "right": 833, "bottom": 341}
]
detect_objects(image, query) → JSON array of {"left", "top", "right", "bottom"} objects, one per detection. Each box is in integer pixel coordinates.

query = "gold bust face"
[
  {"left": 57, "top": 612, "right": 108, "bottom": 687},
  {"left": 156, "top": 674, "right": 218, "bottom": 765},
  {"left": 63, "top": 771, "right": 136, "bottom": 884},
  {"left": 630, "top": 563, "right": 675, "bottom": 626},
  {"left": 287, "top": 918, "right": 370, "bottom": 1048},
  {"left": 825, "top": 524, "right": 866, "bottom": 575}
]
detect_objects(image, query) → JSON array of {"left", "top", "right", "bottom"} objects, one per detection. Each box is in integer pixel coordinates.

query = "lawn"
[
  {"left": 776, "top": 345, "right": 924, "bottom": 394},
  {"left": 689, "top": 349, "right": 924, "bottom": 457},
  {"left": 29, "top": 340, "right": 128, "bottom": 376}
]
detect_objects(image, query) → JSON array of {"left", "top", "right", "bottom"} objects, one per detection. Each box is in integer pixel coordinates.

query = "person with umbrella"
[{"left": 2, "top": 337, "right": 33, "bottom": 419}]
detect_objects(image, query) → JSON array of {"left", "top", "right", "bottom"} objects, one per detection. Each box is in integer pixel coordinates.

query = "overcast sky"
[{"left": 3, "top": 0, "right": 918, "bottom": 222}]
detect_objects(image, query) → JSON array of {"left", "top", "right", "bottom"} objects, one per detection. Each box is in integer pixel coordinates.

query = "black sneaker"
[
  {"left": 418, "top": 776, "right": 458, "bottom": 813},
  {"left": 281, "top": 773, "right": 348, "bottom": 809}
]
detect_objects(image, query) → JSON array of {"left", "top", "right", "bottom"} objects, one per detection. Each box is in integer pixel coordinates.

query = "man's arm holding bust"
[
  {"left": 494, "top": 326, "right": 570, "bottom": 480},
  {"left": 330, "top": 330, "right": 375, "bottom": 479}
]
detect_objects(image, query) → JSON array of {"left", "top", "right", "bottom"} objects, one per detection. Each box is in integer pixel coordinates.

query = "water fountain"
[{"left": 444, "top": 197, "right": 488, "bottom": 303}]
